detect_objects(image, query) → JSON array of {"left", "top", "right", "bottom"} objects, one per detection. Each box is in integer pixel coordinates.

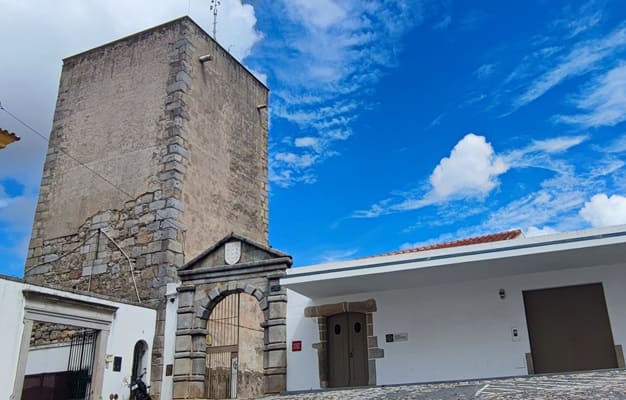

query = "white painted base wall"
[
  {"left": 103, "top": 300, "right": 156, "bottom": 399},
  {"left": 0, "top": 278, "right": 27, "bottom": 400},
  {"left": 161, "top": 282, "right": 180, "bottom": 400},
  {"left": 26, "top": 344, "right": 71, "bottom": 375},
  {"left": 286, "top": 262, "right": 626, "bottom": 391}
]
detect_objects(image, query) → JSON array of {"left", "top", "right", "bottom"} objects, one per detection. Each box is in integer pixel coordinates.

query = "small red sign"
[{"left": 292, "top": 340, "right": 302, "bottom": 352}]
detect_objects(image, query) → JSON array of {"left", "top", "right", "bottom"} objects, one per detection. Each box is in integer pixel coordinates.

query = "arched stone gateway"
[{"left": 172, "top": 234, "right": 291, "bottom": 399}]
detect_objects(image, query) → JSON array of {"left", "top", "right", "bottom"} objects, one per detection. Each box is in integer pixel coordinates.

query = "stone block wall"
[
  {"left": 172, "top": 237, "right": 291, "bottom": 399},
  {"left": 181, "top": 22, "right": 269, "bottom": 258},
  {"left": 24, "top": 17, "right": 270, "bottom": 399},
  {"left": 30, "top": 322, "right": 82, "bottom": 347},
  {"left": 25, "top": 190, "right": 183, "bottom": 302},
  {"left": 173, "top": 277, "right": 289, "bottom": 399}
]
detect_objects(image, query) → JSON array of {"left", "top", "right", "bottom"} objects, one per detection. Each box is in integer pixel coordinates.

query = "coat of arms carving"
[{"left": 225, "top": 241, "right": 242, "bottom": 265}]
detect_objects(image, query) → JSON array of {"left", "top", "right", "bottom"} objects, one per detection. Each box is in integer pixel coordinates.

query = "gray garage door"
[{"left": 523, "top": 283, "right": 618, "bottom": 374}]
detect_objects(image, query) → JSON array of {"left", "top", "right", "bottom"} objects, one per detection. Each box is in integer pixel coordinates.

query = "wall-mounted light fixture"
[
  {"left": 199, "top": 54, "right": 213, "bottom": 63},
  {"left": 499, "top": 288, "right": 506, "bottom": 300}
]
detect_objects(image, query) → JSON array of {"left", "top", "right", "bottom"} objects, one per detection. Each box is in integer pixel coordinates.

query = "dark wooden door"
[
  {"left": 524, "top": 283, "right": 618, "bottom": 374},
  {"left": 327, "top": 312, "right": 368, "bottom": 387},
  {"left": 348, "top": 312, "right": 368, "bottom": 386},
  {"left": 22, "top": 372, "right": 72, "bottom": 400},
  {"left": 327, "top": 313, "right": 349, "bottom": 387}
]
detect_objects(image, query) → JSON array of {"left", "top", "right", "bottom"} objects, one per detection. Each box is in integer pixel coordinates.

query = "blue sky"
[{"left": 2, "top": 0, "right": 626, "bottom": 275}]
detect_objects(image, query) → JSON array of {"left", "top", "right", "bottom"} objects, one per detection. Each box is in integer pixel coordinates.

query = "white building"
[
  {"left": 283, "top": 225, "right": 626, "bottom": 391},
  {"left": 6, "top": 224, "right": 626, "bottom": 399},
  {"left": 0, "top": 276, "right": 156, "bottom": 400}
]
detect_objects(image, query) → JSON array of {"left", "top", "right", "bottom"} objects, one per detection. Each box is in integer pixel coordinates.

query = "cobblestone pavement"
[{"left": 263, "top": 369, "right": 626, "bottom": 399}]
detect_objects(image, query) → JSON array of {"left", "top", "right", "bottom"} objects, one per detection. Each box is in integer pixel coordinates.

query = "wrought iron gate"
[
  {"left": 206, "top": 293, "right": 240, "bottom": 399},
  {"left": 67, "top": 330, "right": 98, "bottom": 400}
]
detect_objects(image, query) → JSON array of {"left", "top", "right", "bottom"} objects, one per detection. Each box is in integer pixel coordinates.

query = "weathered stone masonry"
[
  {"left": 173, "top": 235, "right": 291, "bottom": 399},
  {"left": 24, "top": 17, "right": 269, "bottom": 399}
]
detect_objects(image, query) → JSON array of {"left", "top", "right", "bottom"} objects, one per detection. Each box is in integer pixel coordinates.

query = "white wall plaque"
[
  {"left": 225, "top": 241, "right": 242, "bottom": 265},
  {"left": 393, "top": 333, "right": 409, "bottom": 342}
]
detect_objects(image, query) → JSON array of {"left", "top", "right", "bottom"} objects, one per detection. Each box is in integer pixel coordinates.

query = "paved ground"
[{"left": 264, "top": 369, "right": 626, "bottom": 399}]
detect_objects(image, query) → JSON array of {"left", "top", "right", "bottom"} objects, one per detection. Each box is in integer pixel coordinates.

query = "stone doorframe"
[
  {"left": 172, "top": 233, "right": 291, "bottom": 399},
  {"left": 304, "top": 299, "right": 383, "bottom": 388},
  {"left": 12, "top": 289, "right": 117, "bottom": 399}
]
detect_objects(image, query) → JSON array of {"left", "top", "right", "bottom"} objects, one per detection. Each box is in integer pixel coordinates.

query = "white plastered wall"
[
  {"left": 161, "top": 282, "right": 180, "bottom": 400},
  {"left": 286, "top": 289, "right": 320, "bottom": 391},
  {"left": 26, "top": 344, "right": 71, "bottom": 374},
  {"left": 0, "top": 278, "right": 26, "bottom": 400},
  {"left": 285, "top": 262, "right": 626, "bottom": 391},
  {"left": 102, "top": 301, "right": 156, "bottom": 399},
  {"left": 0, "top": 277, "right": 156, "bottom": 400}
]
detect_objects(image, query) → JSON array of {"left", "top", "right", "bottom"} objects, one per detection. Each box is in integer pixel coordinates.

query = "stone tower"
[{"left": 24, "top": 17, "right": 269, "bottom": 398}]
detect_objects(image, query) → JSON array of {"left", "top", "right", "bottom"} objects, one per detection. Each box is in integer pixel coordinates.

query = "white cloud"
[
  {"left": 580, "top": 194, "right": 626, "bottom": 227},
  {"left": 355, "top": 133, "right": 509, "bottom": 216},
  {"left": 557, "top": 64, "right": 626, "bottom": 128},
  {"left": 589, "top": 158, "right": 625, "bottom": 177},
  {"left": 0, "top": 0, "right": 264, "bottom": 273},
  {"left": 427, "top": 113, "right": 446, "bottom": 129},
  {"left": 474, "top": 63, "right": 495, "bottom": 79},
  {"left": 351, "top": 202, "right": 391, "bottom": 219},
  {"left": 285, "top": 0, "right": 347, "bottom": 29},
  {"left": 268, "top": 168, "right": 316, "bottom": 189},
  {"left": 511, "top": 24, "right": 626, "bottom": 110},
  {"left": 353, "top": 133, "right": 590, "bottom": 219},
  {"left": 217, "top": 0, "right": 263, "bottom": 60},
  {"left": 501, "top": 135, "right": 587, "bottom": 176},
  {"left": 603, "top": 133, "right": 626, "bottom": 153},
  {"left": 429, "top": 134, "right": 508, "bottom": 199},
  {"left": 525, "top": 226, "right": 559, "bottom": 237},
  {"left": 0, "top": 0, "right": 263, "bottom": 190},
  {"left": 274, "top": 152, "right": 318, "bottom": 169},
  {"left": 294, "top": 137, "right": 322, "bottom": 153},
  {"left": 0, "top": 195, "right": 38, "bottom": 230},
  {"left": 267, "top": 0, "right": 423, "bottom": 187},
  {"left": 481, "top": 172, "right": 587, "bottom": 231},
  {"left": 432, "top": 15, "right": 451, "bottom": 30},
  {"left": 554, "top": 1, "right": 604, "bottom": 39},
  {"left": 319, "top": 248, "right": 359, "bottom": 263},
  {"left": 528, "top": 136, "right": 588, "bottom": 153}
]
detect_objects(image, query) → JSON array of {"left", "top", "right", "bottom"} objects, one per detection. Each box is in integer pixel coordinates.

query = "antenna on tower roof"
[{"left": 210, "top": 0, "right": 221, "bottom": 40}]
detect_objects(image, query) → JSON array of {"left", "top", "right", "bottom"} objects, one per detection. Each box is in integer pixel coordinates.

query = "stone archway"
[{"left": 172, "top": 234, "right": 291, "bottom": 399}]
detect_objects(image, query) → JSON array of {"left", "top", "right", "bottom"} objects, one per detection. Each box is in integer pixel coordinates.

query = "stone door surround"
[
  {"left": 304, "top": 299, "right": 383, "bottom": 388},
  {"left": 172, "top": 233, "right": 291, "bottom": 399},
  {"left": 12, "top": 289, "right": 118, "bottom": 399}
]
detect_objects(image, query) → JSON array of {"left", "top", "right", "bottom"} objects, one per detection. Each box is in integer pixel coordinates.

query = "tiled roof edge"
[{"left": 364, "top": 229, "right": 523, "bottom": 259}]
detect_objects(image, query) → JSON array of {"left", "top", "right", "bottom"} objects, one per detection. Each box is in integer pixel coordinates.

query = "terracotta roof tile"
[
  {"left": 367, "top": 229, "right": 523, "bottom": 259},
  {"left": 0, "top": 128, "right": 21, "bottom": 149}
]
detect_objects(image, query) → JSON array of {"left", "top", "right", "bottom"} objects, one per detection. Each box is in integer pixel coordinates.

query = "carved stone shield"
[{"left": 224, "top": 241, "right": 242, "bottom": 265}]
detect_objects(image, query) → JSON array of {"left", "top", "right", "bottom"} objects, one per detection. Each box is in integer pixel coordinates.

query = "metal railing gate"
[
  {"left": 67, "top": 330, "right": 98, "bottom": 400},
  {"left": 206, "top": 293, "right": 241, "bottom": 399}
]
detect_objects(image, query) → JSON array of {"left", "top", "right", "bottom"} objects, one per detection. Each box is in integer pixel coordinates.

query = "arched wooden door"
[
  {"left": 206, "top": 293, "right": 264, "bottom": 399},
  {"left": 327, "top": 312, "right": 368, "bottom": 388}
]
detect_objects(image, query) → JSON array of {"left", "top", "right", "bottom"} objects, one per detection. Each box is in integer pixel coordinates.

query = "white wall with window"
[{"left": 0, "top": 275, "right": 156, "bottom": 400}]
